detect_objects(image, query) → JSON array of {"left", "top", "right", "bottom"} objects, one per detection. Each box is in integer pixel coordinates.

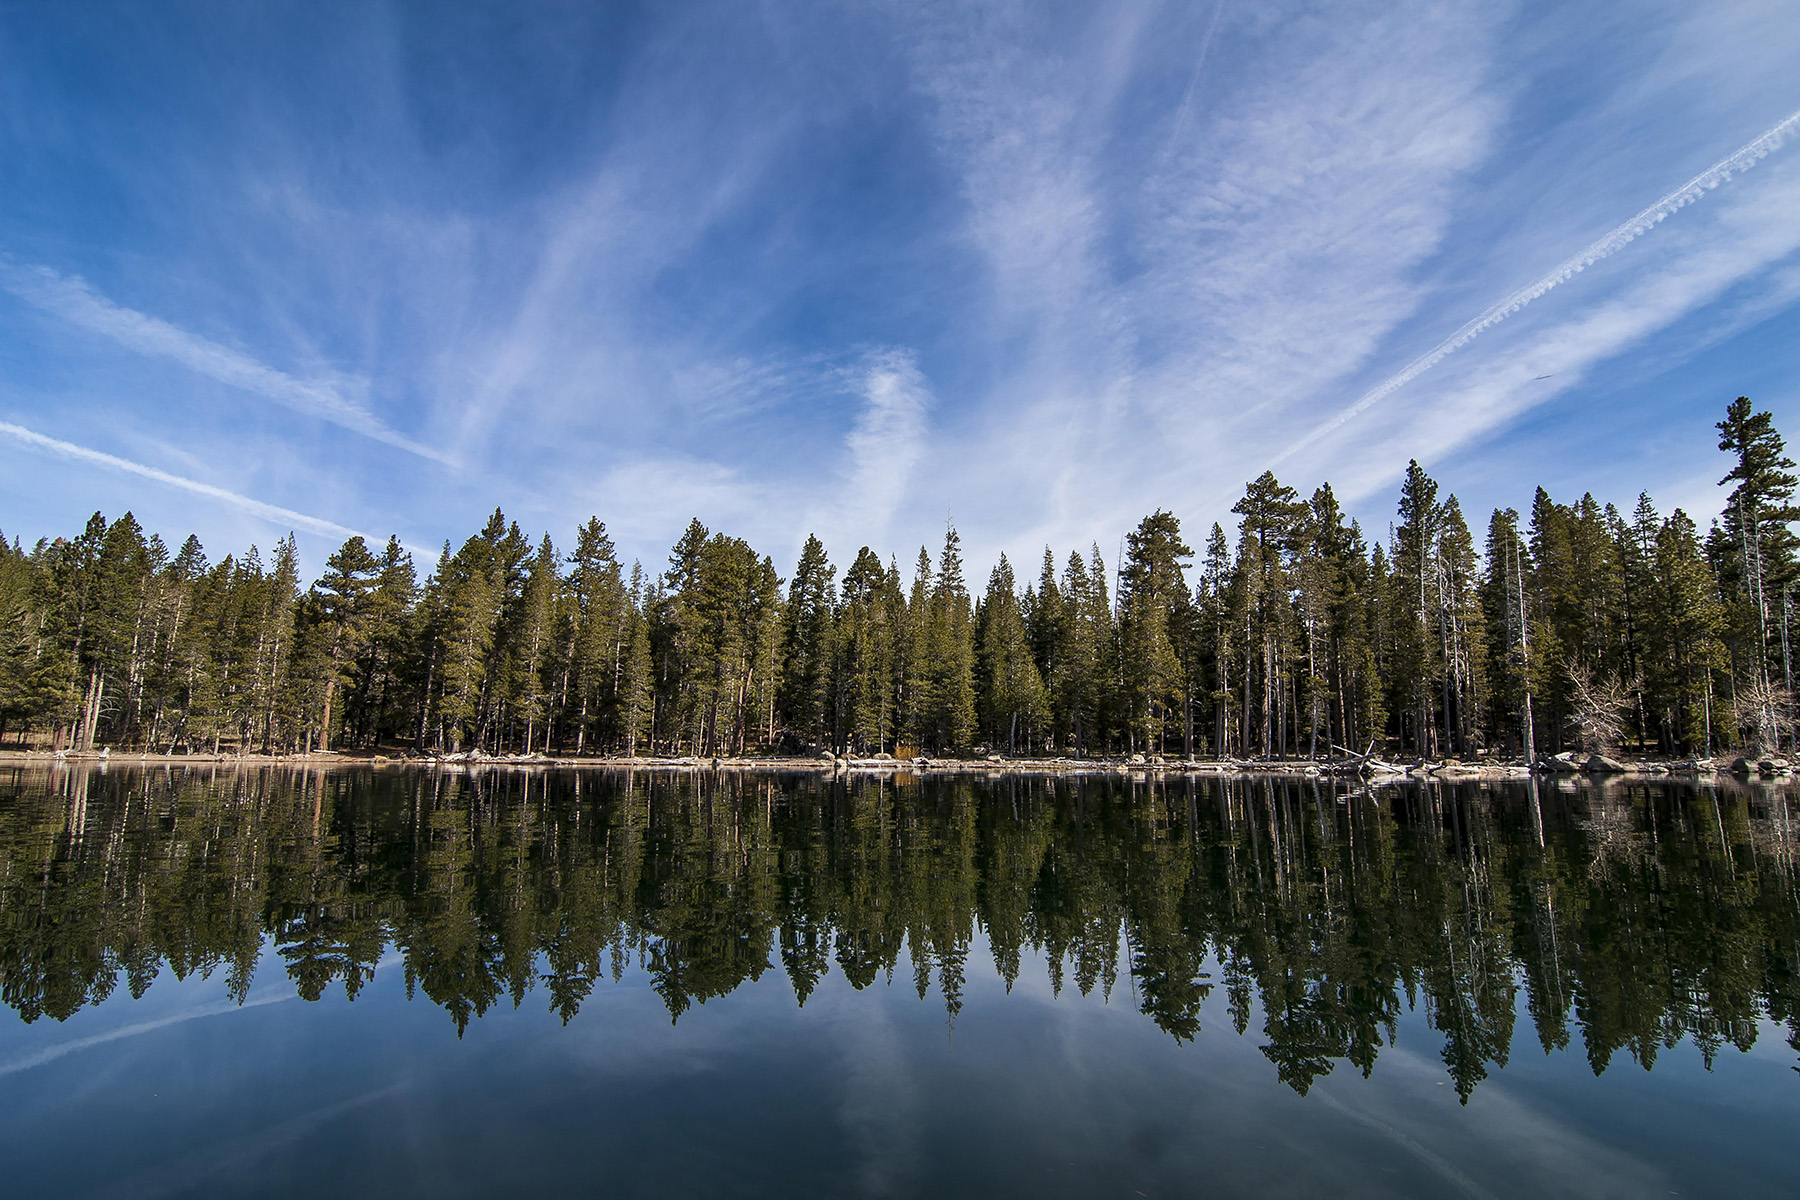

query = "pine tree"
[
  {"left": 356, "top": 536, "right": 418, "bottom": 748},
  {"left": 1118, "top": 511, "right": 1192, "bottom": 755},
  {"left": 1716, "top": 396, "right": 1800, "bottom": 735},
  {"left": 1391, "top": 462, "right": 1443, "bottom": 755},
  {"left": 779, "top": 535, "right": 835, "bottom": 752},
  {"left": 313, "top": 535, "right": 380, "bottom": 751},
  {"left": 1088, "top": 544, "right": 1119, "bottom": 753},
  {"left": 255, "top": 534, "right": 300, "bottom": 751},
  {"left": 1481, "top": 508, "right": 1533, "bottom": 756},
  {"left": 566, "top": 518, "right": 626, "bottom": 754},
  {"left": 1295, "top": 489, "right": 1343, "bottom": 758},
  {"left": 1047, "top": 550, "right": 1092, "bottom": 756},
  {"left": 925, "top": 525, "right": 977, "bottom": 753},
  {"left": 1645, "top": 510, "right": 1726, "bottom": 753},
  {"left": 0, "top": 536, "right": 48, "bottom": 746},
  {"left": 1197, "top": 524, "right": 1235, "bottom": 756},
  {"left": 975, "top": 554, "right": 1048, "bottom": 754},
  {"left": 620, "top": 567, "right": 654, "bottom": 756},
  {"left": 896, "top": 547, "right": 934, "bottom": 754},
  {"left": 1231, "top": 473, "right": 1303, "bottom": 756},
  {"left": 838, "top": 547, "right": 897, "bottom": 753},
  {"left": 1026, "top": 548, "right": 1066, "bottom": 745},
  {"left": 512, "top": 534, "right": 560, "bottom": 754},
  {"left": 1435, "top": 496, "right": 1485, "bottom": 753}
]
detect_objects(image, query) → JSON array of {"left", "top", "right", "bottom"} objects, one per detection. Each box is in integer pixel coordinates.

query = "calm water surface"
[{"left": 2, "top": 765, "right": 1797, "bottom": 1197}]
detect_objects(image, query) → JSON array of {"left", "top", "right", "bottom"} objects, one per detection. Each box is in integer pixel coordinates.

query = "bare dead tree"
[
  {"left": 1566, "top": 663, "right": 1639, "bottom": 753},
  {"left": 1736, "top": 675, "right": 1796, "bottom": 756}
]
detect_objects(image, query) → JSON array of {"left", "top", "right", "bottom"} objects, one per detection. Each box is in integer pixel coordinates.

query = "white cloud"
[
  {"left": 577, "top": 455, "right": 782, "bottom": 560},
  {"left": 893, "top": 0, "right": 1508, "bottom": 559},
  {"left": 1125, "top": 0, "right": 1505, "bottom": 474},
  {"left": 809, "top": 348, "right": 932, "bottom": 554}
]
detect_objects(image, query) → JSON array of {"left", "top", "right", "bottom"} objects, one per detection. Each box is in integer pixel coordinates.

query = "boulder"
[
  {"left": 1584, "top": 754, "right": 1628, "bottom": 773},
  {"left": 1128, "top": 753, "right": 1147, "bottom": 765}
]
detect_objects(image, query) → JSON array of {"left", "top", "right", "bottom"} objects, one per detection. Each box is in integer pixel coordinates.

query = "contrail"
[
  {"left": 1269, "top": 104, "right": 1800, "bottom": 469},
  {"left": 0, "top": 264, "right": 457, "bottom": 466},
  {"left": 0, "top": 990, "right": 294, "bottom": 1078},
  {"left": 1, "top": 419, "right": 368, "bottom": 541},
  {"left": 1157, "top": 0, "right": 1229, "bottom": 165}
]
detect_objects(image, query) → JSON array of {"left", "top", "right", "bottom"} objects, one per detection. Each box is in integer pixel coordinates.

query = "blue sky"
[{"left": 3, "top": 0, "right": 1798, "bottom": 579}]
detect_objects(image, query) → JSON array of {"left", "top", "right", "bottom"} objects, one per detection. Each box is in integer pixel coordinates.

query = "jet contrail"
[
  {"left": 0, "top": 990, "right": 295, "bottom": 1079},
  {"left": 1269, "top": 104, "right": 1800, "bottom": 469},
  {"left": 1157, "top": 0, "right": 1229, "bottom": 165},
  {"left": 1, "top": 419, "right": 367, "bottom": 541},
  {"left": 0, "top": 264, "right": 456, "bottom": 466}
]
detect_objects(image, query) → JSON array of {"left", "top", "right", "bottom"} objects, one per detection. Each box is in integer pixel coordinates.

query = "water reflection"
[{"left": 3, "top": 765, "right": 1797, "bottom": 1101}]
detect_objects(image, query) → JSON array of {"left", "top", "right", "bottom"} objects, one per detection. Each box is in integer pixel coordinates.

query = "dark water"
[{"left": 2, "top": 766, "right": 1798, "bottom": 1198}]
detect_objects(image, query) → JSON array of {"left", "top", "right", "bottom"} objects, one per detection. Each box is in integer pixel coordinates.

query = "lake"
[{"left": 1, "top": 764, "right": 1796, "bottom": 1197}]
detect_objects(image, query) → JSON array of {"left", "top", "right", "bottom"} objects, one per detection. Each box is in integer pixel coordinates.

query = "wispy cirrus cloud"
[
  {"left": 807, "top": 348, "right": 932, "bottom": 555},
  {"left": 0, "top": 263, "right": 454, "bottom": 464},
  {"left": 889, "top": 0, "right": 1507, "bottom": 557},
  {"left": 4, "top": 1, "right": 1799, "bottom": 576},
  {"left": 1123, "top": 0, "right": 1505, "bottom": 489}
]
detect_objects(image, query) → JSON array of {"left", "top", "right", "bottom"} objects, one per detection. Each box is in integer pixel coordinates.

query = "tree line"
[
  {"left": 4, "top": 766, "right": 1796, "bottom": 1101},
  {"left": 2, "top": 396, "right": 1794, "bottom": 760}
]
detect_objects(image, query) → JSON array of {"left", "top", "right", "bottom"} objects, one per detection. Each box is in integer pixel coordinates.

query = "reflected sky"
[{"left": 1, "top": 766, "right": 1796, "bottom": 1197}]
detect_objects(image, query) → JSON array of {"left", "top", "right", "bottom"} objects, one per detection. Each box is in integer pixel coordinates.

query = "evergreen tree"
[
  {"left": 313, "top": 535, "right": 380, "bottom": 750},
  {"left": 1644, "top": 511, "right": 1727, "bottom": 753},
  {"left": 1436, "top": 496, "right": 1485, "bottom": 753},
  {"left": 975, "top": 554, "right": 1048, "bottom": 754},
  {"left": 837, "top": 547, "right": 898, "bottom": 753},
  {"left": 620, "top": 565, "right": 655, "bottom": 756},
  {"left": 1231, "top": 473, "right": 1303, "bottom": 756},
  {"left": 1391, "top": 462, "right": 1443, "bottom": 754},
  {"left": 779, "top": 535, "right": 836, "bottom": 752},
  {"left": 924, "top": 525, "right": 977, "bottom": 753},
  {"left": 1197, "top": 524, "right": 1236, "bottom": 756},
  {"left": 566, "top": 518, "right": 627, "bottom": 753},
  {"left": 1716, "top": 396, "right": 1800, "bottom": 734},
  {"left": 1118, "top": 511, "right": 1192, "bottom": 755}
]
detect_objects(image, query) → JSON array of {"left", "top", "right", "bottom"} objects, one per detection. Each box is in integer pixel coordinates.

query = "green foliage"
[{"left": 975, "top": 554, "right": 1048, "bottom": 753}]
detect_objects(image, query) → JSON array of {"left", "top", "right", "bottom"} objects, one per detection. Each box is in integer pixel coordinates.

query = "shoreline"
[{"left": 0, "top": 748, "right": 1770, "bottom": 780}]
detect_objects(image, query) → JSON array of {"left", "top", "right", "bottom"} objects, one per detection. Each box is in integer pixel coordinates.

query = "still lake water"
[{"left": 1, "top": 765, "right": 1797, "bottom": 1198}]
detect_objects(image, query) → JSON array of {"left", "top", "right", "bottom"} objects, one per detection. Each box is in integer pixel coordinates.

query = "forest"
[{"left": 0, "top": 396, "right": 1794, "bottom": 761}]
